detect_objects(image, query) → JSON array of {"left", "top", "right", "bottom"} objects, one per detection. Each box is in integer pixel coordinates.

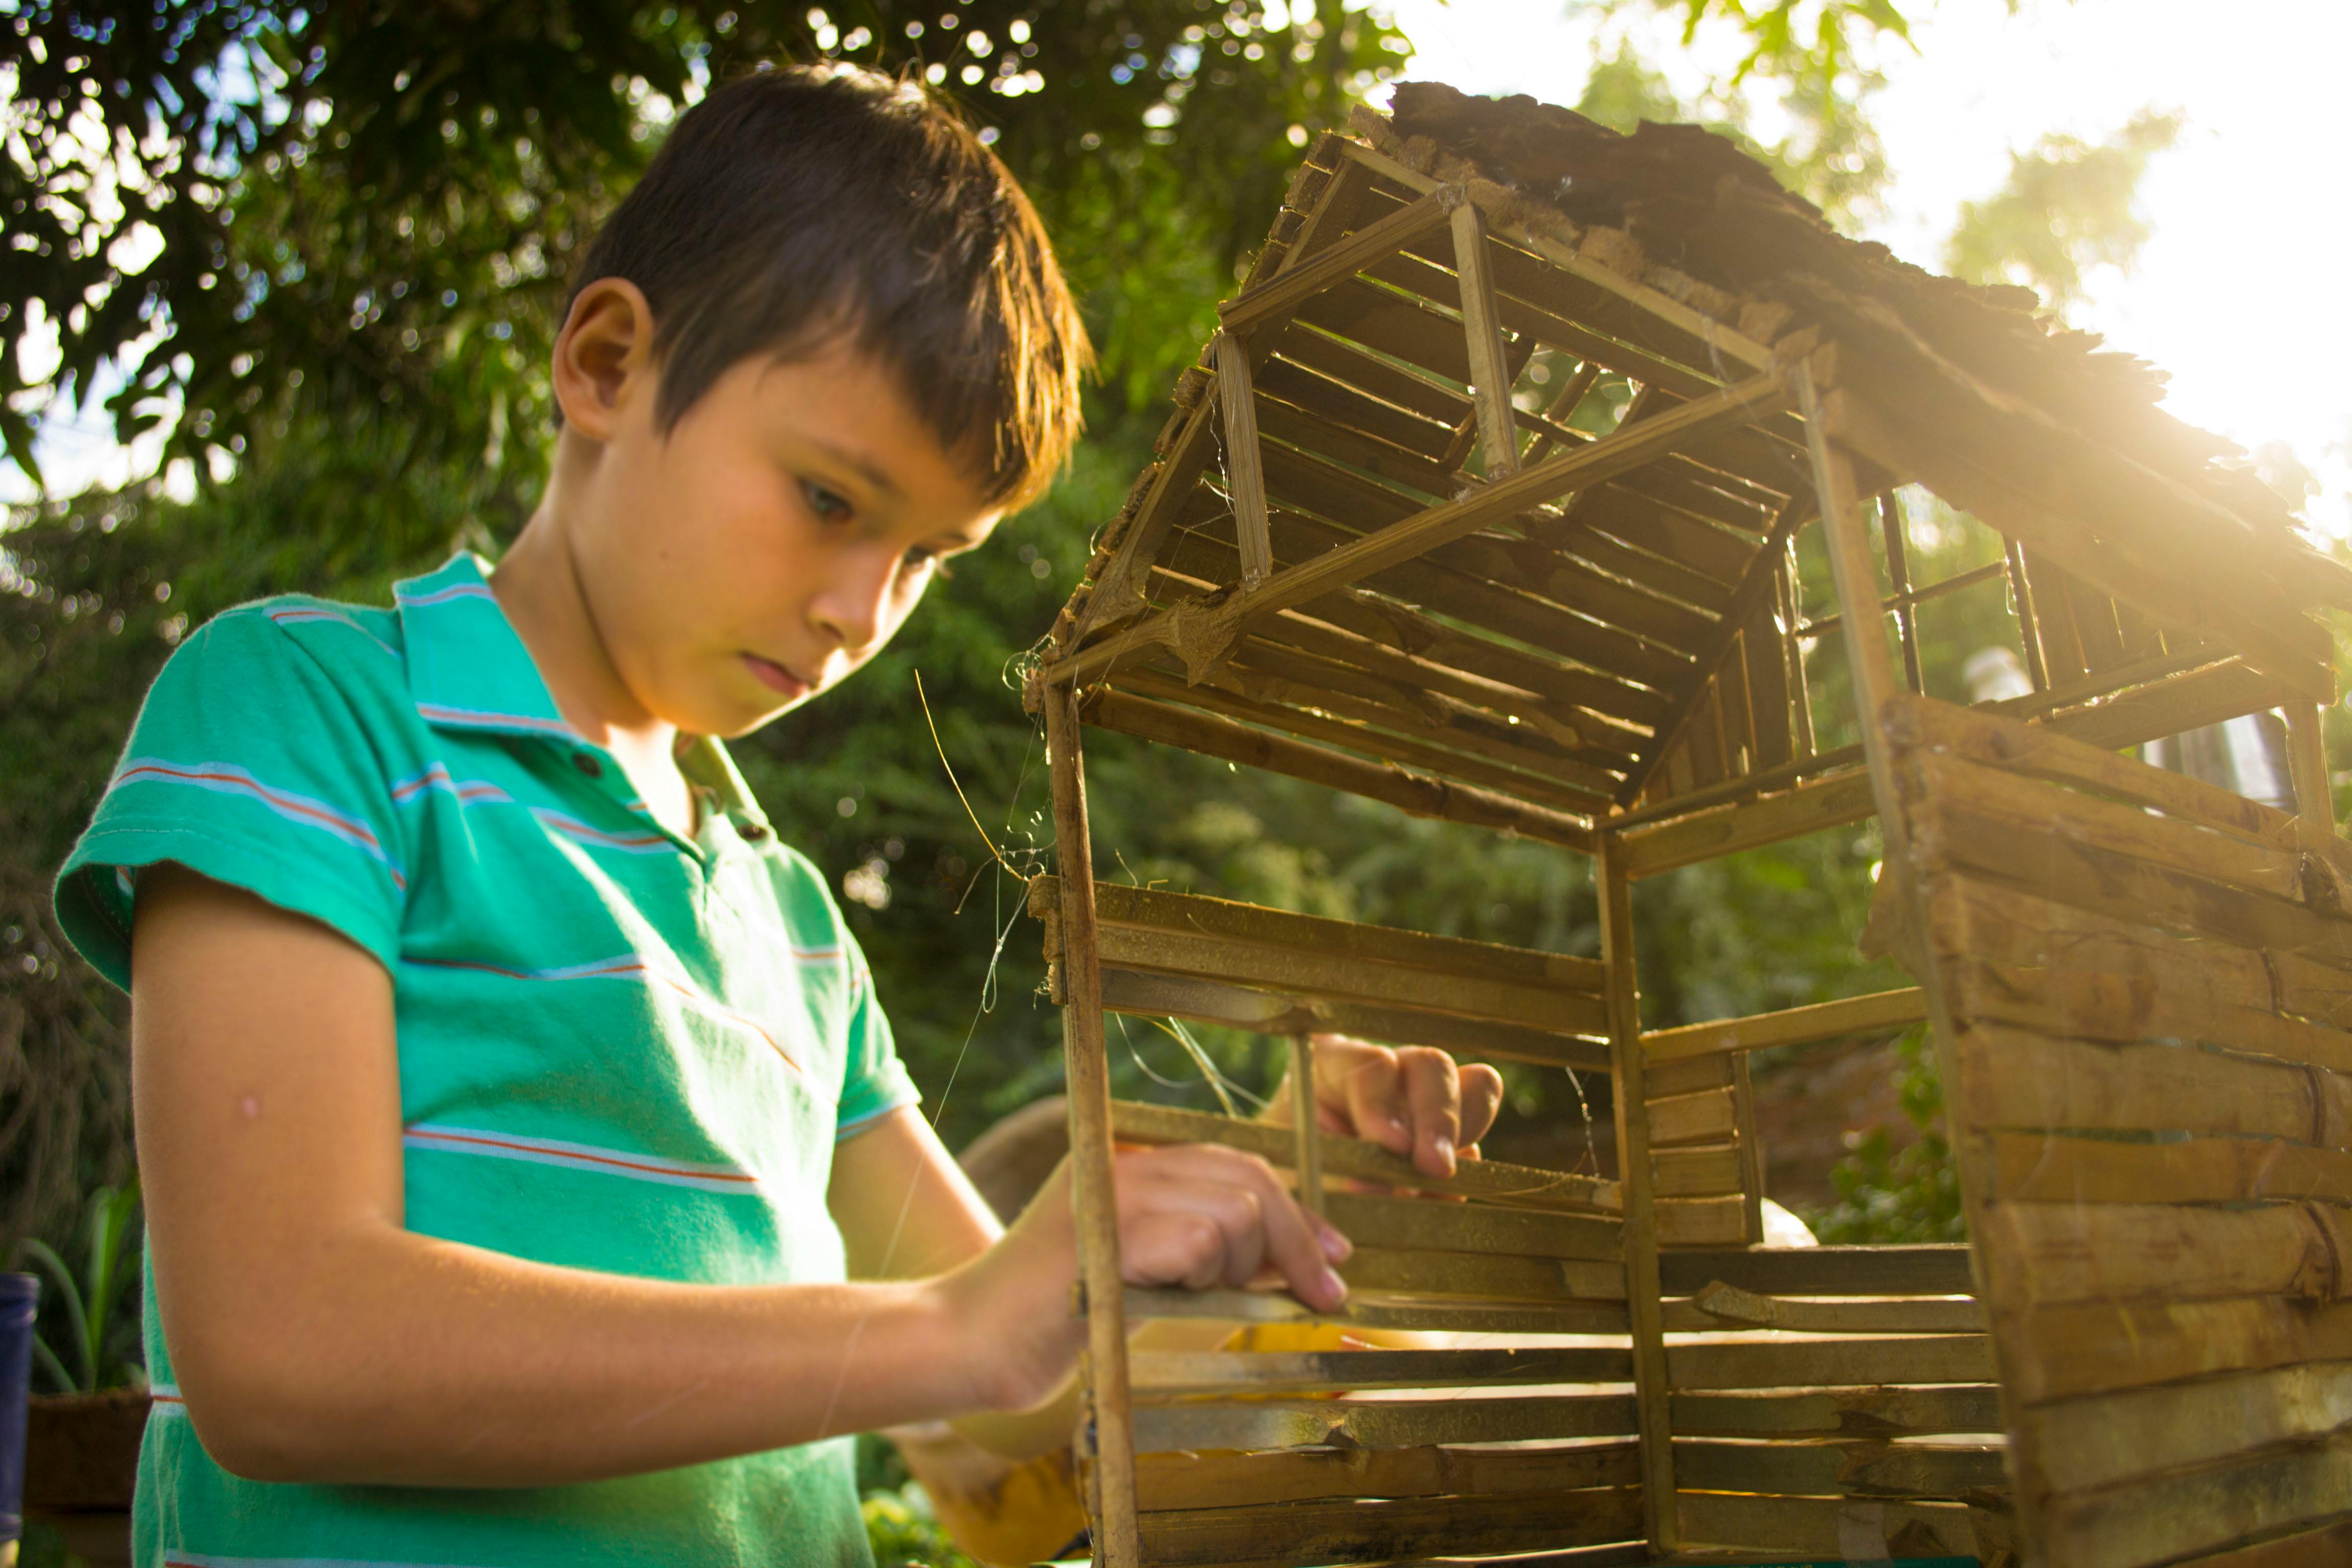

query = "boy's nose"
[{"left": 810, "top": 548, "right": 900, "bottom": 657}]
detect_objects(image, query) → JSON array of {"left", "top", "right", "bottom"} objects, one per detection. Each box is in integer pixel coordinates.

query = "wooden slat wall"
[{"left": 1885, "top": 690, "right": 2352, "bottom": 1568}]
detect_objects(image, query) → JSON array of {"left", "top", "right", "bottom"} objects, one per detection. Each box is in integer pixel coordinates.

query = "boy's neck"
[{"left": 491, "top": 501, "right": 693, "bottom": 832}]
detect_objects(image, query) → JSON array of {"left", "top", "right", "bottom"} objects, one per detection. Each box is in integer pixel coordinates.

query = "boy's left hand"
[{"left": 1259, "top": 1033, "right": 1503, "bottom": 1181}]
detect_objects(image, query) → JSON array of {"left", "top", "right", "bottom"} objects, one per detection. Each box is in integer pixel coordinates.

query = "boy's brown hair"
[{"left": 570, "top": 61, "right": 1089, "bottom": 509}]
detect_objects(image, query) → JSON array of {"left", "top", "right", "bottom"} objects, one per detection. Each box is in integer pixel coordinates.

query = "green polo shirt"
[{"left": 55, "top": 552, "right": 918, "bottom": 1568}]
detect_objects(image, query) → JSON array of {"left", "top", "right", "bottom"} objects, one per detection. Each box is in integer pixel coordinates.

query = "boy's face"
[{"left": 554, "top": 285, "right": 1003, "bottom": 740}]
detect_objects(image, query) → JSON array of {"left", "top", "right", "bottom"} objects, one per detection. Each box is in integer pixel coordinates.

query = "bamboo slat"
[
  {"left": 1130, "top": 1441, "right": 1640, "bottom": 1512},
  {"left": 1134, "top": 1483, "right": 1645, "bottom": 1568},
  {"left": 1217, "top": 183, "right": 1462, "bottom": 340},
  {"left": 1318, "top": 1188, "right": 1622, "bottom": 1261},
  {"left": 2025, "top": 1357, "right": 2352, "bottom": 1499},
  {"left": 1653, "top": 1143, "right": 1745, "bottom": 1196},
  {"left": 1106, "top": 1100, "right": 1621, "bottom": 1214},
  {"left": 1044, "top": 690, "right": 1141, "bottom": 1568},
  {"left": 1952, "top": 1023, "right": 2352, "bottom": 1145},
  {"left": 1619, "top": 767, "right": 1879, "bottom": 878},
  {"left": 1677, "top": 1493, "right": 1978, "bottom": 1557},
  {"left": 1646, "top": 1050, "right": 1735, "bottom": 1097},
  {"left": 1340, "top": 1244, "right": 1627, "bottom": 1304},
  {"left": 1046, "top": 873, "right": 1606, "bottom": 1001},
  {"left": 1212, "top": 331, "right": 1273, "bottom": 585},
  {"left": 1978, "top": 1199, "right": 2352, "bottom": 1309},
  {"left": 1601, "top": 832, "right": 1678, "bottom": 1554},
  {"left": 1671, "top": 1384, "right": 2002, "bottom": 1438},
  {"left": 1095, "top": 966, "right": 1613, "bottom": 1072},
  {"left": 1132, "top": 1390, "right": 1638, "bottom": 1455},
  {"left": 1643, "top": 987, "right": 1928, "bottom": 1063},
  {"left": 2035, "top": 1437, "right": 2352, "bottom": 1568},
  {"left": 1654, "top": 1195, "right": 1748, "bottom": 1247},
  {"left": 1648, "top": 1086, "right": 1739, "bottom": 1146},
  {"left": 2002, "top": 1295, "right": 2352, "bottom": 1405},
  {"left": 1122, "top": 1286, "right": 1633, "bottom": 1337},
  {"left": 1128, "top": 1345, "right": 1632, "bottom": 1400},
  {"left": 1078, "top": 687, "right": 1599, "bottom": 854},
  {"left": 2165, "top": 1517, "right": 2352, "bottom": 1568},
  {"left": 1675, "top": 1436, "right": 2006, "bottom": 1501},
  {"left": 1669, "top": 1334, "right": 1995, "bottom": 1390},
  {"left": 1663, "top": 1289, "right": 1984, "bottom": 1336},
  {"left": 1658, "top": 1244, "right": 1974, "bottom": 1297},
  {"left": 1988, "top": 1129, "right": 2352, "bottom": 1208},
  {"left": 1451, "top": 199, "right": 1521, "bottom": 477}
]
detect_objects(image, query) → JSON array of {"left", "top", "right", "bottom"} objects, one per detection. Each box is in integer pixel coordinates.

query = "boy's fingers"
[
  {"left": 1459, "top": 1064, "right": 1504, "bottom": 1149},
  {"left": 1331, "top": 1043, "right": 1412, "bottom": 1157},
  {"left": 1148, "top": 1143, "right": 1346, "bottom": 1311},
  {"left": 1398, "top": 1046, "right": 1462, "bottom": 1179},
  {"left": 1120, "top": 1210, "right": 1230, "bottom": 1292}
]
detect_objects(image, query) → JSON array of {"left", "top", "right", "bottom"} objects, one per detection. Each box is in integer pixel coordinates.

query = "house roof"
[{"left": 1041, "top": 85, "right": 2346, "bottom": 829}]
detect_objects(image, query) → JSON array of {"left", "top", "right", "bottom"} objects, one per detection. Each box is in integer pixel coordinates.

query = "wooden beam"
[
  {"left": 1077, "top": 688, "right": 1597, "bottom": 852},
  {"left": 1212, "top": 330, "right": 1272, "bottom": 586},
  {"left": 1879, "top": 491, "right": 1927, "bottom": 692},
  {"left": 1671, "top": 1383, "right": 2001, "bottom": 1438},
  {"left": 1133, "top": 1391, "right": 1637, "bottom": 1455},
  {"left": 1450, "top": 199, "right": 1520, "bottom": 477},
  {"left": 1217, "top": 183, "right": 1462, "bottom": 340},
  {"left": 1669, "top": 1333, "right": 1994, "bottom": 1390},
  {"left": 1664, "top": 1287, "right": 1984, "bottom": 1336},
  {"left": 1130, "top": 1440, "right": 1640, "bottom": 1512},
  {"left": 1599, "top": 832, "right": 1678, "bottom": 1555},
  {"left": 1642, "top": 987, "right": 1928, "bottom": 1063},
  {"left": 1286, "top": 1033, "right": 1322, "bottom": 1219},
  {"left": 1134, "top": 1482, "right": 1645, "bottom": 1568},
  {"left": 1043, "top": 687, "right": 1140, "bottom": 1568},
  {"left": 1042, "top": 367, "right": 1794, "bottom": 689},
  {"left": 2288, "top": 699, "right": 2337, "bottom": 836}
]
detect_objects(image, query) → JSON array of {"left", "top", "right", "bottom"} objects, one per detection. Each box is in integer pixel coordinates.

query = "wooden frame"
[{"left": 1024, "top": 89, "right": 2352, "bottom": 1568}]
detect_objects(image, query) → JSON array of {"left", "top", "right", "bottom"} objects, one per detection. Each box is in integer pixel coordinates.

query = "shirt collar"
[
  {"left": 393, "top": 553, "right": 773, "bottom": 837},
  {"left": 394, "top": 554, "right": 578, "bottom": 743}
]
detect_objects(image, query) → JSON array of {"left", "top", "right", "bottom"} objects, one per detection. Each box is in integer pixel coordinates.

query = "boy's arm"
[{"left": 134, "top": 865, "right": 1341, "bottom": 1488}]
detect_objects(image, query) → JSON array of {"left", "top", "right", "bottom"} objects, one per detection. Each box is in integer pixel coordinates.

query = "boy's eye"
[{"left": 802, "top": 480, "right": 852, "bottom": 523}]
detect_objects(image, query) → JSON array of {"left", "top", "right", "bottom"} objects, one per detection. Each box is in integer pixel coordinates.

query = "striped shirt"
[{"left": 56, "top": 553, "right": 918, "bottom": 1568}]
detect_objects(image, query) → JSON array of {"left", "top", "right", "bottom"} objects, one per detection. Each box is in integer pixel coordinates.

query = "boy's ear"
[{"left": 552, "top": 278, "right": 659, "bottom": 442}]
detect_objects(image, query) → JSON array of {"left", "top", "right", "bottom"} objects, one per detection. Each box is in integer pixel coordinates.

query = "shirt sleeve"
[
  {"left": 834, "top": 935, "right": 921, "bottom": 1139},
  {"left": 54, "top": 607, "right": 409, "bottom": 991}
]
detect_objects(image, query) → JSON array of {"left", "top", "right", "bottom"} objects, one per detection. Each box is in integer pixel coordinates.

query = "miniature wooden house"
[{"left": 1025, "top": 83, "right": 2352, "bottom": 1568}]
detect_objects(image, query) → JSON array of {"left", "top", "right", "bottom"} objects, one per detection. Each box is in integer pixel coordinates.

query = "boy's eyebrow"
[{"left": 807, "top": 436, "right": 901, "bottom": 499}]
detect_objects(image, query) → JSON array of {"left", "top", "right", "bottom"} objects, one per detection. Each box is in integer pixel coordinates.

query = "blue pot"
[{"left": 0, "top": 1271, "right": 36, "bottom": 1553}]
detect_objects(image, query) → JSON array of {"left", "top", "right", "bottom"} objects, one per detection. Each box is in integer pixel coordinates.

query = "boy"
[{"left": 54, "top": 63, "right": 1500, "bottom": 1566}]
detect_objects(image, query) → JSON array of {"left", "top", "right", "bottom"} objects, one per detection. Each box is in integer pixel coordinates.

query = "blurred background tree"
[{"left": 2, "top": 0, "right": 2217, "bottom": 1335}]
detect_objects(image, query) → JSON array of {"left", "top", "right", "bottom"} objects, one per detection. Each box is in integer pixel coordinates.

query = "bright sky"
[{"left": 1388, "top": 0, "right": 2352, "bottom": 542}]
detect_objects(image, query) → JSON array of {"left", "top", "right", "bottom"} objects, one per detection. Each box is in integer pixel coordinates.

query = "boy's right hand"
[{"left": 950, "top": 1143, "right": 1351, "bottom": 1414}]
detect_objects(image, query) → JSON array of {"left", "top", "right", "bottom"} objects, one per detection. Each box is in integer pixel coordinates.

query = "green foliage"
[
  {"left": 1945, "top": 108, "right": 2184, "bottom": 313},
  {"left": 863, "top": 1482, "right": 983, "bottom": 1568},
  {"left": 1807, "top": 1026, "right": 1966, "bottom": 1244},
  {"left": 14, "top": 1175, "right": 144, "bottom": 1394}
]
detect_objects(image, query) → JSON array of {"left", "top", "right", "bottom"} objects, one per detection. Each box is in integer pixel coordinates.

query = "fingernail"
[
  {"left": 1319, "top": 1223, "right": 1354, "bottom": 1263},
  {"left": 1320, "top": 1267, "right": 1349, "bottom": 1307},
  {"left": 1433, "top": 1136, "right": 1456, "bottom": 1176}
]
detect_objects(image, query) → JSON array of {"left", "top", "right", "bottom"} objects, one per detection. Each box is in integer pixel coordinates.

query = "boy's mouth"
[{"left": 741, "top": 653, "right": 814, "bottom": 701}]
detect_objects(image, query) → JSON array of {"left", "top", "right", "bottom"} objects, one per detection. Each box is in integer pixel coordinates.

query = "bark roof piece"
[{"left": 1383, "top": 81, "right": 2305, "bottom": 543}]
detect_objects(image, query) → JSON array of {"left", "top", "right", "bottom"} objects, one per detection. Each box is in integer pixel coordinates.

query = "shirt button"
[
  {"left": 738, "top": 820, "right": 770, "bottom": 842},
  {"left": 571, "top": 752, "right": 603, "bottom": 780}
]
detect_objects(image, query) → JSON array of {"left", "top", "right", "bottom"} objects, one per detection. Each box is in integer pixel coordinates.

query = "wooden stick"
[
  {"left": 1792, "top": 558, "right": 2008, "bottom": 639},
  {"left": 1598, "top": 832, "right": 1678, "bottom": 1554},
  {"left": 1131, "top": 1437, "right": 1639, "bottom": 1512},
  {"left": 2005, "top": 535, "right": 2051, "bottom": 692},
  {"left": 1449, "top": 199, "right": 1520, "bottom": 477},
  {"left": 1043, "top": 687, "right": 1140, "bottom": 1568},
  {"left": 1794, "top": 356, "right": 2016, "bottom": 1450},
  {"left": 1079, "top": 687, "right": 1597, "bottom": 852},
  {"left": 1129, "top": 1345, "right": 1631, "bottom": 1399},
  {"left": 1212, "top": 330, "right": 1273, "bottom": 586},
  {"left": 1642, "top": 987, "right": 1928, "bottom": 1063},
  {"left": 1217, "top": 183, "right": 1461, "bottom": 340},
  {"left": 1731, "top": 1051, "right": 1765, "bottom": 1245},
  {"left": 2287, "top": 699, "right": 2337, "bottom": 835},
  {"left": 1288, "top": 1034, "right": 1323, "bottom": 1220},
  {"left": 1878, "top": 491, "right": 1927, "bottom": 693},
  {"left": 1133, "top": 1391, "right": 1637, "bottom": 1456}
]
